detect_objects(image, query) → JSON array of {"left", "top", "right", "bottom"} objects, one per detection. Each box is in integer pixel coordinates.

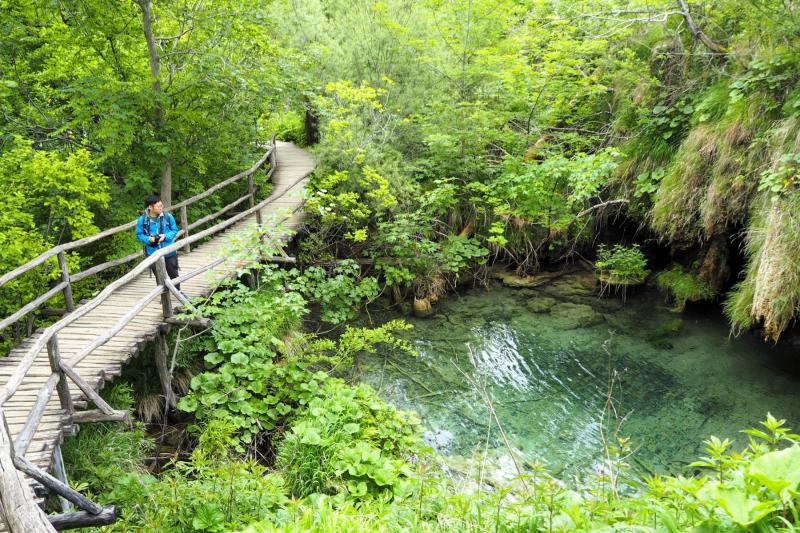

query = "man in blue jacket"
[{"left": 136, "top": 194, "right": 182, "bottom": 290}]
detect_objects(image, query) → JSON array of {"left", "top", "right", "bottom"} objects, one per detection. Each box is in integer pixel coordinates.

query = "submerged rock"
[
  {"left": 549, "top": 271, "right": 597, "bottom": 297},
  {"left": 423, "top": 428, "right": 455, "bottom": 452},
  {"left": 548, "top": 302, "right": 604, "bottom": 329},
  {"left": 489, "top": 267, "right": 575, "bottom": 288},
  {"left": 526, "top": 296, "right": 557, "bottom": 313}
]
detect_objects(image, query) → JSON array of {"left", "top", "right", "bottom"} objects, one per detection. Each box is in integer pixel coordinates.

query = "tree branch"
[{"left": 676, "top": 0, "right": 727, "bottom": 54}]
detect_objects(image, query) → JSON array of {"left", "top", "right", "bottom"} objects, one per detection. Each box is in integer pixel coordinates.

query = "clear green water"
[{"left": 353, "top": 272, "right": 800, "bottom": 478}]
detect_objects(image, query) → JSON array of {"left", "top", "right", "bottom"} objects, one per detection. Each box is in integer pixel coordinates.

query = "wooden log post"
[
  {"left": 51, "top": 445, "right": 71, "bottom": 513},
  {"left": 249, "top": 173, "right": 263, "bottom": 226},
  {"left": 59, "top": 362, "right": 116, "bottom": 416},
  {"left": 71, "top": 410, "right": 129, "bottom": 424},
  {"left": 57, "top": 251, "right": 74, "bottom": 313},
  {"left": 47, "top": 336, "right": 73, "bottom": 417},
  {"left": 270, "top": 133, "right": 277, "bottom": 176},
  {"left": 180, "top": 205, "right": 190, "bottom": 253},
  {"left": 0, "top": 410, "right": 56, "bottom": 532},
  {"left": 14, "top": 373, "right": 60, "bottom": 458},
  {"left": 48, "top": 505, "right": 116, "bottom": 531},
  {"left": 155, "top": 330, "right": 177, "bottom": 409},
  {"left": 153, "top": 257, "right": 173, "bottom": 319},
  {"left": 247, "top": 173, "right": 256, "bottom": 208},
  {"left": 13, "top": 455, "right": 103, "bottom": 515}
]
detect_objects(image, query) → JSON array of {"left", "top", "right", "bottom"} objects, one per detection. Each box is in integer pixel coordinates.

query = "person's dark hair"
[{"left": 144, "top": 194, "right": 161, "bottom": 209}]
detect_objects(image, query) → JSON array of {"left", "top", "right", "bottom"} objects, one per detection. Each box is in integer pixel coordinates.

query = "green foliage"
[
  {"left": 288, "top": 261, "right": 379, "bottom": 324},
  {"left": 0, "top": 137, "right": 110, "bottom": 328},
  {"left": 760, "top": 152, "right": 800, "bottom": 195},
  {"left": 100, "top": 420, "right": 288, "bottom": 532},
  {"left": 241, "top": 415, "right": 800, "bottom": 533},
  {"left": 259, "top": 110, "right": 307, "bottom": 146},
  {"left": 305, "top": 165, "right": 397, "bottom": 246},
  {"left": 595, "top": 244, "right": 649, "bottom": 286},
  {"left": 725, "top": 193, "right": 800, "bottom": 340},
  {"left": 657, "top": 266, "right": 716, "bottom": 311},
  {"left": 276, "top": 380, "right": 423, "bottom": 499},
  {"left": 178, "top": 268, "right": 416, "bottom": 452},
  {"left": 372, "top": 213, "right": 487, "bottom": 289}
]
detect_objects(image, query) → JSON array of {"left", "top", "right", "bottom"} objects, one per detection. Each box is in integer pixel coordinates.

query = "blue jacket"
[{"left": 136, "top": 212, "right": 179, "bottom": 257}]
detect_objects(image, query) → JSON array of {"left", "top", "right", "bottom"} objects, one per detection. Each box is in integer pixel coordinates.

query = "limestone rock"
[
  {"left": 549, "top": 302, "right": 604, "bottom": 329},
  {"left": 413, "top": 297, "right": 434, "bottom": 317},
  {"left": 526, "top": 296, "right": 557, "bottom": 313}
]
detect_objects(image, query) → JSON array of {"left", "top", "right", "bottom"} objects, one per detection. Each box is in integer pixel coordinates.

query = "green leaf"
[
  {"left": 748, "top": 444, "right": 800, "bottom": 498},
  {"left": 177, "top": 395, "right": 198, "bottom": 413},
  {"left": 191, "top": 504, "right": 225, "bottom": 532},
  {"left": 697, "top": 483, "right": 778, "bottom": 526},
  {"left": 230, "top": 352, "right": 249, "bottom": 365},
  {"left": 299, "top": 427, "right": 321, "bottom": 445},
  {"left": 342, "top": 423, "right": 360, "bottom": 434},
  {"left": 204, "top": 352, "right": 224, "bottom": 365}
]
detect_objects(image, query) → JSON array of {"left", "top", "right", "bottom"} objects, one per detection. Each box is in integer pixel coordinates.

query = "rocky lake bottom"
[{"left": 353, "top": 271, "right": 800, "bottom": 481}]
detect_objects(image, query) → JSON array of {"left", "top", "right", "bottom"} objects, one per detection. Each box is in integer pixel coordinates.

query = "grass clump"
[
  {"left": 60, "top": 383, "right": 151, "bottom": 496},
  {"left": 657, "top": 265, "right": 716, "bottom": 311},
  {"left": 725, "top": 193, "right": 800, "bottom": 340}
]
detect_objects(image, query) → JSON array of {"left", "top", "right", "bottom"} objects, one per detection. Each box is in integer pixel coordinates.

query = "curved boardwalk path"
[{"left": 0, "top": 142, "right": 313, "bottom": 531}]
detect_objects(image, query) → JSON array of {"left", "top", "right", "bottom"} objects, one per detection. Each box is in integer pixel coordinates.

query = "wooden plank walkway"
[{"left": 0, "top": 141, "right": 313, "bottom": 530}]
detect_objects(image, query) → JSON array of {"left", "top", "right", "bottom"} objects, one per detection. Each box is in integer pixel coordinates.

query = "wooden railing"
[
  {"left": 0, "top": 134, "right": 309, "bottom": 531},
  {"left": 0, "top": 135, "right": 277, "bottom": 334}
]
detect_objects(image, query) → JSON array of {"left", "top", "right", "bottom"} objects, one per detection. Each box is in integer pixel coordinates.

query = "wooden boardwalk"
[{"left": 0, "top": 141, "right": 313, "bottom": 531}]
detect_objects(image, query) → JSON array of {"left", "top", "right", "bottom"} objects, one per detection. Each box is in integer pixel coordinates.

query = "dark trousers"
[{"left": 149, "top": 254, "right": 181, "bottom": 290}]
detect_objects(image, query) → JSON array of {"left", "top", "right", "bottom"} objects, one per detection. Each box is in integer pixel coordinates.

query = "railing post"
[
  {"left": 247, "top": 173, "right": 255, "bottom": 208},
  {"left": 57, "top": 251, "right": 74, "bottom": 312},
  {"left": 46, "top": 335, "right": 73, "bottom": 417},
  {"left": 51, "top": 444, "right": 71, "bottom": 513},
  {"left": 270, "top": 134, "right": 277, "bottom": 183},
  {"left": 153, "top": 257, "right": 173, "bottom": 319},
  {"left": 155, "top": 330, "right": 177, "bottom": 409},
  {"left": 0, "top": 410, "right": 56, "bottom": 532},
  {"left": 249, "top": 173, "right": 263, "bottom": 225},
  {"left": 179, "top": 205, "right": 190, "bottom": 253}
]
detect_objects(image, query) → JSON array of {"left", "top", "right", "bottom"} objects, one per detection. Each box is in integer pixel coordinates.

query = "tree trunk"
[
  {"left": 161, "top": 160, "right": 172, "bottom": 208},
  {"left": 137, "top": 0, "right": 173, "bottom": 207}
]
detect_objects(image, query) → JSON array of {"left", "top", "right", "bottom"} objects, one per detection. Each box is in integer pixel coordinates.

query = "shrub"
[
  {"left": 595, "top": 244, "right": 649, "bottom": 287},
  {"left": 259, "top": 110, "right": 307, "bottom": 146}
]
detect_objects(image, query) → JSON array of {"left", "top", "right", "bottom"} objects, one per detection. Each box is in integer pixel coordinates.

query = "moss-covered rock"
[
  {"left": 550, "top": 272, "right": 597, "bottom": 297},
  {"left": 548, "top": 302, "right": 604, "bottom": 329},
  {"left": 526, "top": 296, "right": 557, "bottom": 313},
  {"left": 489, "top": 267, "right": 574, "bottom": 288}
]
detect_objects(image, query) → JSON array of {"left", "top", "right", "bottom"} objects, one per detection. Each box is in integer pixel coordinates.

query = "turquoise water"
[{"left": 353, "top": 272, "right": 800, "bottom": 478}]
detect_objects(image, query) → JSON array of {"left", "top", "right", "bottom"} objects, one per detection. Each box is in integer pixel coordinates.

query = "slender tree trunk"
[{"left": 137, "top": 0, "right": 173, "bottom": 207}]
